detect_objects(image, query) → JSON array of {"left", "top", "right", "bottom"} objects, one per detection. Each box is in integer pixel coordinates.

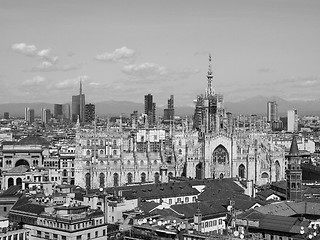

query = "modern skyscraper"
[
  {"left": 25, "top": 108, "right": 35, "bottom": 124},
  {"left": 72, "top": 80, "right": 85, "bottom": 123},
  {"left": 85, "top": 103, "right": 95, "bottom": 123},
  {"left": 62, "top": 103, "right": 70, "bottom": 120},
  {"left": 53, "top": 104, "right": 63, "bottom": 118},
  {"left": 3, "top": 112, "right": 9, "bottom": 119},
  {"left": 286, "top": 135, "right": 302, "bottom": 201},
  {"left": 130, "top": 110, "right": 138, "bottom": 129},
  {"left": 144, "top": 94, "right": 156, "bottom": 127},
  {"left": 267, "top": 101, "right": 278, "bottom": 123},
  {"left": 164, "top": 95, "right": 174, "bottom": 123},
  {"left": 41, "top": 108, "right": 51, "bottom": 124},
  {"left": 287, "top": 109, "right": 298, "bottom": 132}
]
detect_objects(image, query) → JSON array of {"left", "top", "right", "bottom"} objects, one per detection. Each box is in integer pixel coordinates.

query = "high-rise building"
[
  {"left": 41, "top": 108, "right": 51, "bottom": 124},
  {"left": 72, "top": 80, "right": 85, "bottom": 123},
  {"left": 53, "top": 104, "right": 63, "bottom": 118},
  {"left": 85, "top": 103, "right": 95, "bottom": 123},
  {"left": 286, "top": 135, "right": 302, "bottom": 201},
  {"left": 3, "top": 112, "right": 9, "bottom": 119},
  {"left": 267, "top": 101, "right": 278, "bottom": 123},
  {"left": 130, "top": 110, "right": 138, "bottom": 129},
  {"left": 287, "top": 109, "right": 298, "bottom": 132},
  {"left": 164, "top": 95, "right": 174, "bottom": 123},
  {"left": 62, "top": 103, "right": 70, "bottom": 120},
  {"left": 144, "top": 94, "right": 156, "bottom": 127},
  {"left": 25, "top": 108, "right": 35, "bottom": 124}
]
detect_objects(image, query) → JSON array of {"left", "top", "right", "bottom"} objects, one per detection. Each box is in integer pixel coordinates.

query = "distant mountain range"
[{"left": 1, "top": 96, "right": 320, "bottom": 118}]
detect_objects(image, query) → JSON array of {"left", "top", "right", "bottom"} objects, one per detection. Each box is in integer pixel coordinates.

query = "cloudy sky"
[{"left": 0, "top": 0, "right": 319, "bottom": 106}]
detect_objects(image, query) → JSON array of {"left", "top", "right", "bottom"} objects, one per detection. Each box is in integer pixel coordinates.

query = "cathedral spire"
[
  {"left": 206, "top": 53, "right": 214, "bottom": 96},
  {"left": 289, "top": 135, "right": 299, "bottom": 156}
]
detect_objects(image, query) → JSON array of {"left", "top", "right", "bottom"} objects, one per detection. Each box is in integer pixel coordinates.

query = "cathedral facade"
[{"left": 74, "top": 55, "right": 286, "bottom": 189}]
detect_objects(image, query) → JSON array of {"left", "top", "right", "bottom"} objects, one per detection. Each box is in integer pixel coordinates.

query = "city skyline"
[{"left": 1, "top": 0, "right": 320, "bottom": 106}]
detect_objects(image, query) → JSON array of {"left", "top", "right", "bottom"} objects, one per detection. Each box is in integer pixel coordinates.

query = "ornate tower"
[{"left": 286, "top": 135, "right": 302, "bottom": 201}]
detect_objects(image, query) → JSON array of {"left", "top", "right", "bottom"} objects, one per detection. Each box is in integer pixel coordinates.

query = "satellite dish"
[
  {"left": 227, "top": 205, "right": 232, "bottom": 211},
  {"left": 234, "top": 231, "right": 239, "bottom": 237},
  {"left": 99, "top": 188, "right": 103, "bottom": 192},
  {"left": 240, "top": 233, "right": 244, "bottom": 239}
]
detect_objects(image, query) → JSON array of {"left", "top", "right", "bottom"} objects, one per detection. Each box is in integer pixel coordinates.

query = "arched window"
[
  {"left": 16, "top": 178, "right": 22, "bottom": 186},
  {"left": 141, "top": 172, "right": 146, "bottom": 183},
  {"left": 113, "top": 173, "right": 119, "bottom": 187},
  {"left": 212, "top": 145, "right": 229, "bottom": 164},
  {"left": 99, "top": 173, "right": 105, "bottom": 188},
  {"left": 86, "top": 150, "right": 91, "bottom": 156},
  {"left": 219, "top": 173, "right": 224, "bottom": 179},
  {"left": 63, "top": 169, "right": 68, "bottom": 177},
  {"left": 100, "top": 150, "right": 104, "bottom": 155},
  {"left": 127, "top": 160, "right": 130, "bottom": 165},
  {"left": 238, "top": 164, "right": 245, "bottom": 179},
  {"left": 275, "top": 161, "right": 281, "bottom": 182},
  {"left": 87, "top": 140, "right": 90, "bottom": 146},
  {"left": 179, "top": 140, "right": 182, "bottom": 146},
  {"left": 113, "top": 150, "right": 117, "bottom": 155},
  {"left": 178, "top": 149, "right": 182, "bottom": 155},
  {"left": 168, "top": 172, "right": 173, "bottom": 179},
  {"left": 86, "top": 161, "right": 90, "bottom": 166},
  {"left": 154, "top": 172, "right": 160, "bottom": 184},
  {"left": 8, "top": 178, "right": 14, "bottom": 188},
  {"left": 154, "top": 160, "right": 157, "bottom": 165},
  {"left": 85, "top": 173, "right": 91, "bottom": 189},
  {"left": 140, "top": 160, "right": 144, "bottom": 166},
  {"left": 100, "top": 140, "right": 104, "bottom": 146},
  {"left": 261, "top": 172, "right": 269, "bottom": 178},
  {"left": 127, "top": 173, "right": 133, "bottom": 184}
]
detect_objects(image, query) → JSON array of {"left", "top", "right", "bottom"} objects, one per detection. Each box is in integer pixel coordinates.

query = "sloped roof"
[
  {"left": 259, "top": 215, "right": 301, "bottom": 233},
  {"left": 106, "top": 182, "right": 200, "bottom": 200},
  {"left": 198, "top": 188, "right": 250, "bottom": 202},
  {"left": 0, "top": 186, "right": 22, "bottom": 197},
  {"left": 139, "top": 201, "right": 160, "bottom": 213},
  {"left": 171, "top": 201, "right": 226, "bottom": 219},
  {"left": 6, "top": 165, "right": 29, "bottom": 173},
  {"left": 13, "top": 203, "right": 45, "bottom": 215},
  {"left": 18, "top": 135, "right": 49, "bottom": 147},
  {"left": 255, "top": 201, "right": 320, "bottom": 217}
]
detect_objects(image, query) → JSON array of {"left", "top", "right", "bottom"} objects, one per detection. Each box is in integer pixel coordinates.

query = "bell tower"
[{"left": 286, "top": 135, "right": 302, "bottom": 201}]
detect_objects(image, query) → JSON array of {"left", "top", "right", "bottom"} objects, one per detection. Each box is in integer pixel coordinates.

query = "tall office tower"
[
  {"left": 163, "top": 95, "right": 174, "bottom": 124},
  {"left": 144, "top": 94, "right": 156, "bottom": 126},
  {"left": 62, "top": 103, "right": 70, "bottom": 120},
  {"left": 286, "top": 135, "right": 302, "bottom": 201},
  {"left": 130, "top": 110, "right": 138, "bottom": 129},
  {"left": 41, "top": 108, "right": 51, "bottom": 124},
  {"left": 53, "top": 104, "right": 63, "bottom": 118},
  {"left": 72, "top": 80, "right": 85, "bottom": 123},
  {"left": 287, "top": 109, "right": 298, "bottom": 132},
  {"left": 84, "top": 103, "right": 95, "bottom": 123},
  {"left": 267, "top": 101, "right": 278, "bottom": 123},
  {"left": 3, "top": 112, "right": 9, "bottom": 119},
  {"left": 25, "top": 108, "right": 35, "bottom": 124}
]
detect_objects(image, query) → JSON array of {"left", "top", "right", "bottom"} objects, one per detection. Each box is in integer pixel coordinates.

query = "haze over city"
[{"left": 1, "top": 0, "right": 320, "bottom": 107}]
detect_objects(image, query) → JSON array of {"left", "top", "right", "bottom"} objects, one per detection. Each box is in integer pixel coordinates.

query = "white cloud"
[
  {"left": 12, "top": 42, "right": 58, "bottom": 64},
  {"left": 12, "top": 43, "right": 37, "bottom": 56},
  {"left": 31, "top": 62, "right": 79, "bottom": 72},
  {"left": 22, "top": 76, "right": 46, "bottom": 86},
  {"left": 53, "top": 76, "right": 89, "bottom": 90},
  {"left": 122, "top": 62, "right": 168, "bottom": 76},
  {"left": 95, "top": 46, "right": 135, "bottom": 63}
]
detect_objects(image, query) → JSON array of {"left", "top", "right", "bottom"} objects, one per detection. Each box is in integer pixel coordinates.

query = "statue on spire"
[{"left": 206, "top": 53, "right": 214, "bottom": 96}]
